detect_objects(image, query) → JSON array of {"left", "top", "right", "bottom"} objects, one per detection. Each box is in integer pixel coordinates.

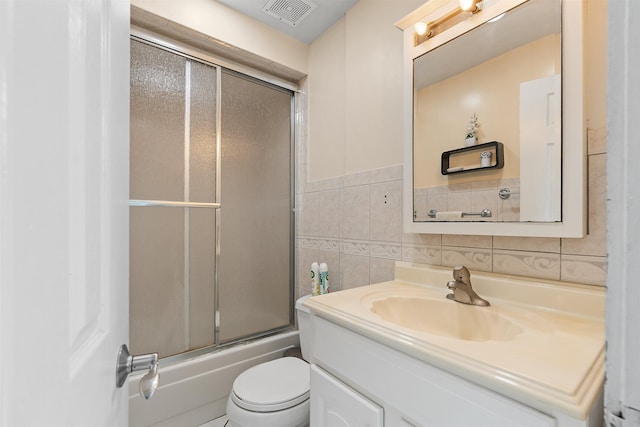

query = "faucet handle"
[{"left": 452, "top": 265, "right": 471, "bottom": 284}]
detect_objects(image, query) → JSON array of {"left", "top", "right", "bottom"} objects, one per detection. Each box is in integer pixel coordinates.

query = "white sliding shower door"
[
  {"left": 218, "top": 71, "right": 294, "bottom": 343},
  {"left": 129, "top": 39, "right": 293, "bottom": 359}
]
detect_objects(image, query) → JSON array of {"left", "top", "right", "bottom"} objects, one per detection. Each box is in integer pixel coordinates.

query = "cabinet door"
[{"left": 311, "top": 365, "right": 384, "bottom": 427}]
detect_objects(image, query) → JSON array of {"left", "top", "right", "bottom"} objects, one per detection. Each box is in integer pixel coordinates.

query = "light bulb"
[
  {"left": 459, "top": 0, "right": 478, "bottom": 12},
  {"left": 414, "top": 22, "right": 428, "bottom": 36}
]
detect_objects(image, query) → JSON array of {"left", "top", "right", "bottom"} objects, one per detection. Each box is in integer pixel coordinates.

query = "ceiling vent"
[{"left": 262, "top": 0, "right": 317, "bottom": 27}]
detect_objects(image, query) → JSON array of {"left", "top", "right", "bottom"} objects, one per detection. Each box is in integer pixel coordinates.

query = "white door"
[
  {"left": 0, "top": 0, "right": 130, "bottom": 425},
  {"left": 519, "top": 74, "right": 562, "bottom": 222},
  {"left": 606, "top": 0, "right": 640, "bottom": 424},
  {"left": 310, "top": 365, "right": 384, "bottom": 427}
]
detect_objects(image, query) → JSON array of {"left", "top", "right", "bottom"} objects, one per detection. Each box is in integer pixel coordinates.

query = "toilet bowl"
[{"left": 226, "top": 295, "right": 312, "bottom": 427}]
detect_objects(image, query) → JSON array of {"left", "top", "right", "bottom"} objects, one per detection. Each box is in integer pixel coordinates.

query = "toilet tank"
[{"left": 295, "top": 295, "right": 312, "bottom": 361}]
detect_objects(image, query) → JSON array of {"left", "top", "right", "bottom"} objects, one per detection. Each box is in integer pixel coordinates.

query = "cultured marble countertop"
[{"left": 303, "top": 262, "right": 605, "bottom": 420}]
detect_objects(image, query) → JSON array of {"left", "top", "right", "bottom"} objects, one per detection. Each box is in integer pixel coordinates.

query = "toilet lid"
[{"left": 231, "top": 357, "right": 310, "bottom": 412}]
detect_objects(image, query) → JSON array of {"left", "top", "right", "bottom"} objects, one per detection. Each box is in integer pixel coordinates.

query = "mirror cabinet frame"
[{"left": 396, "top": 0, "right": 586, "bottom": 237}]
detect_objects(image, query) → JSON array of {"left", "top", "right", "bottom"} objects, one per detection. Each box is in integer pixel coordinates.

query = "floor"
[{"left": 198, "top": 415, "right": 228, "bottom": 427}]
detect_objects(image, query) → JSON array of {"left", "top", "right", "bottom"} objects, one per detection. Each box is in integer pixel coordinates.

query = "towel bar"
[{"left": 428, "top": 209, "right": 492, "bottom": 218}]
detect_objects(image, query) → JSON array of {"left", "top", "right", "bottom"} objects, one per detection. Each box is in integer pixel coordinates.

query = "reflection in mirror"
[{"left": 413, "top": 0, "right": 561, "bottom": 223}]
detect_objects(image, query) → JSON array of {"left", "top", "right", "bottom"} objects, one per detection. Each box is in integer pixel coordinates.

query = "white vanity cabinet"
[
  {"left": 310, "top": 364, "right": 383, "bottom": 427},
  {"left": 309, "top": 315, "right": 598, "bottom": 427}
]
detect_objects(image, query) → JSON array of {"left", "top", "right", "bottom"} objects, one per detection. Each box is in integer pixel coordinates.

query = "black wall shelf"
[{"left": 441, "top": 141, "right": 504, "bottom": 175}]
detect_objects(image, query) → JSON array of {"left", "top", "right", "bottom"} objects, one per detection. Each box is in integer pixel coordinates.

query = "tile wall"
[{"left": 295, "top": 85, "right": 606, "bottom": 296}]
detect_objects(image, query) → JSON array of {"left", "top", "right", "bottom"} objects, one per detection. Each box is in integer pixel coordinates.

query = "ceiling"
[{"left": 217, "top": 0, "right": 358, "bottom": 44}]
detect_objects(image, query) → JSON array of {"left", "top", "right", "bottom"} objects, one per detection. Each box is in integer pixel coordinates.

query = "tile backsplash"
[{"left": 295, "top": 130, "right": 607, "bottom": 297}]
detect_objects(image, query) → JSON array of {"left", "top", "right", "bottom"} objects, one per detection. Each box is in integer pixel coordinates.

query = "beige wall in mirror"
[{"left": 414, "top": 34, "right": 561, "bottom": 189}]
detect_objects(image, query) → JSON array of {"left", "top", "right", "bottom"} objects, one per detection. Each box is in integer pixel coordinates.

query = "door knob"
[{"left": 116, "top": 344, "right": 160, "bottom": 399}]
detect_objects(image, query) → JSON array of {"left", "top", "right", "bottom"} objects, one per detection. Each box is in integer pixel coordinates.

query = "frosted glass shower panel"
[
  {"left": 130, "top": 40, "right": 219, "bottom": 359},
  {"left": 130, "top": 40, "right": 185, "bottom": 201},
  {"left": 130, "top": 207, "right": 187, "bottom": 358},
  {"left": 218, "top": 72, "right": 292, "bottom": 343},
  {"left": 189, "top": 61, "right": 217, "bottom": 203},
  {"left": 188, "top": 208, "right": 216, "bottom": 350}
]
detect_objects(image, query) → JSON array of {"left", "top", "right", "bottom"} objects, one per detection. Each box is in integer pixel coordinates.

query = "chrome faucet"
[{"left": 446, "top": 265, "right": 490, "bottom": 306}]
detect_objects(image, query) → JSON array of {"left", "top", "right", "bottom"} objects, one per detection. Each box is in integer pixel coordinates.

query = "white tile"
[
  {"left": 493, "top": 236, "right": 560, "bottom": 253},
  {"left": 340, "top": 253, "right": 370, "bottom": 289},
  {"left": 370, "top": 257, "right": 396, "bottom": 284},
  {"left": 317, "top": 189, "right": 340, "bottom": 238},
  {"left": 402, "top": 232, "right": 441, "bottom": 245},
  {"left": 442, "top": 234, "right": 492, "bottom": 249},
  {"left": 341, "top": 170, "right": 370, "bottom": 187},
  {"left": 340, "top": 185, "right": 370, "bottom": 240},
  {"left": 471, "top": 189, "right": 498, "bottom": 222},
  {"left": 561, "top": 153, "right": 607, "bottom": 256},
  {"left": 447, "top": 191, "right": 472, "bottom": 212},
  {"left": 413, "top": 194, "right": 428, "bottom": 221},
  {"left": 370, "top": 181, "right": 402, "bottom": 243},
  {"left": 496, "top": 188, "right": 520, "bottom": 222}
]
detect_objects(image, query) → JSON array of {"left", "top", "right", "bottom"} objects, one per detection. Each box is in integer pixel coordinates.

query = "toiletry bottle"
[
  {"left": 311, "top": 262, "right": 320, "bottom": 296},
  {"left": 319, "top": 263, "right": 330, "bottom": 294}
]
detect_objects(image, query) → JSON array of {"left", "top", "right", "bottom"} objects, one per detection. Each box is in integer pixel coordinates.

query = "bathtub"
[{"left": 128, "top": 331, "right": 300, "bottom": 426}]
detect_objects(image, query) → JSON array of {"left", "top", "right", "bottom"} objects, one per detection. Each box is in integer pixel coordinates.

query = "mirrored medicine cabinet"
[{"left": 396, "top": 0, "right": 586, "bottom": 237}]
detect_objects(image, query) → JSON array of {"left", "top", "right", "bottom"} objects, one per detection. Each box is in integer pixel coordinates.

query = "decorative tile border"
[
  {"left": 370, "top": 243, "right": 402, "bottom": 260},
  {"left": 441, "top": 247, "right": 492, "bottom": 272},
  {"left": 340, "top": 240, "right": 370, "bottom": 256},
  {"left": 297, "top": 237, "right": 340, "bottom": 251},
  {"left": 492, "top": 249, "right": 560, "bottom": 280},
  {"left": 401, "top": 244, "right": 441, "bottom": 265},
  {"left": 560, "top": 254, "right": 607, "bottom": 286}
]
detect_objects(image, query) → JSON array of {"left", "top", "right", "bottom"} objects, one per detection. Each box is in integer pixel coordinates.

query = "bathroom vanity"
[{"left": 304, "top": 262, "right": 604, "bottom": 427}]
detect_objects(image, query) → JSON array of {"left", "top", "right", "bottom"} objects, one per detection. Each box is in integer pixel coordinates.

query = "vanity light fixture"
[
  {"left": 415, "top": 8, "right": 462, "bottom": 40},
  {"left": 459, "top": 0, "right": 480, "bottom": 12},
  {"left": 414, "top": 21, "right": 428, "bottom": 36},
  {"left": 415, "top": 0, "right": 483, "bottom": 42}
]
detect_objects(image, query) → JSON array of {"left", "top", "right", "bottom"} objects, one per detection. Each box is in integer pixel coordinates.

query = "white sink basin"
[
  {"left": 303, "top": 263, "right": 605, "bottom": 420},
  {"left": 369, "top": 296, "right": 523, "bottom": 342}
]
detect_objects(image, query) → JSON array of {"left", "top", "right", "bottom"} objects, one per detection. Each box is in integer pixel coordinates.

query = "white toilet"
[{"left": 226, "top": 295, "right": 312, "bottom": 427}]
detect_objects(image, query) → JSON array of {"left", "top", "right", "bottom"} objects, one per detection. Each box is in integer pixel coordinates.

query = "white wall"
[{"left": 308, "top": 0, "right": 425, "bottom": 181}]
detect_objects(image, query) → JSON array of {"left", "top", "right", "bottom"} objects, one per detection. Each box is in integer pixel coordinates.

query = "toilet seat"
[{"left": 231, "top": 357, "right": 310, "bottom": 413}]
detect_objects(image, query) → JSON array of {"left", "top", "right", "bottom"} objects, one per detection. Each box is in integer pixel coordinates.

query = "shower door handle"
[{"left": 115, "top": 344, "right": 160, "bottom": 399}]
